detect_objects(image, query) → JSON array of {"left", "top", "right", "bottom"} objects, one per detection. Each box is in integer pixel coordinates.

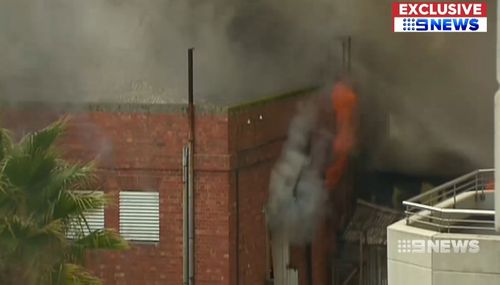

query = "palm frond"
[
  {"left": 67, "top": 229, "right": 128, "bottom": 265},
  {"left": 0, "top": 118, "right": 128, "bottom": 284},
  {"left": 34, "top": 162, "right": 97, "bottom": 224},
  {"left": 19, "top": 117, "right": 68, "bottom": 157},
  {"left": 75, "top": 229, "right": 129, "bottom": 251},
  {"left": 0, "top": 176, "right": 9, "bottom": 210},
  {"left": 3, "top": 153, "right": 57, "bottom": 190},
  {"left": 48, "top": 162, "right": 97, "bottom": 197},
  {"left": 48, "top": 263, "right": 102, "bottom": 285},
  {"left": 54, "top": 190, "right": 108, "bottom": 222},
  {"left": 59, "top": 263, "right": 102, "bottom": 285},
  {"left": 0, "top": 216, "right": 67, "bottom": 247},
  {"left": 0, "top": 216, "right": 68, "bottom": 284},
  {"left": 0, "top": 127, "right": 13, "bottom": 162}
]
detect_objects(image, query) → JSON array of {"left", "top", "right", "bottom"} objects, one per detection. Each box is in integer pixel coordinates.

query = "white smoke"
[{"left": 266, "top": 101, "right": 332, "bottom": 244}]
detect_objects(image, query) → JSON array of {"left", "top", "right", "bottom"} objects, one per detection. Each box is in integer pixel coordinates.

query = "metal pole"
[
  {"left": 187, "top": 48, "right": 196, "bottom": 285},
  {"left": 183, "top": 146, "right": 189, "bottom": 285},
  {"left": 347, "top": 36, "right": 352, "bottom": 74},
  {"left": 236, "top": 170, "right": 240, "bottom": 285},
  {"left": 306, "top": 244, "right": 313, "bottom": 285},
  {"left": 495, "top": 0, "right": 500, "bottom": 230},
  {"left": 341, "top": 39, "right": 346, "bottom": 71},
  {"left": 188, "top": 48, "right": 194, "bottom": 112},
  {"left": 475, "top": 173, "right": 479, "bottom": 202},
  {"left": 481, "top": 172, "right": 486, "bottom": 200},
  {"left": 188, "top": 144, "right": 194, "bottom": 285},
  {"left": 453, "top": 185, "right": 456, "bottom": 209},
  {"left": 359, "top": 232, "right": 363, "bottom": 285}
]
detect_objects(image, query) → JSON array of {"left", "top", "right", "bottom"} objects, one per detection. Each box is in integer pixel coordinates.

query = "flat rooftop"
[{"left": 0, "top": 87, "right": 317, "bottom": 114}]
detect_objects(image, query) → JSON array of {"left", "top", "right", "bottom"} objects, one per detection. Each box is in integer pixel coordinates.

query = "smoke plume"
[
  {"left": 266, "top": 101, "right": 331, "bottom": 244},
  {"left": 0, "top": 0, "right": 496, "bottom": 175},
  {"left": 0, "top": 0, "right": 345, "bottom": 104},
  {"left": 345, "top": 0, "right": 496, "bottom": 175}
]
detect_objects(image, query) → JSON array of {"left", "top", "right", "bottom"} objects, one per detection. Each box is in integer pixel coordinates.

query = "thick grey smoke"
[
  {"left": 344, "top": 0, "right": 497, "bottom": 175},
  {"left": 0, "top": 0, "right": 495, "bottom": 175},
  {"left": 0, "top": 0, "right": 345, "bottom": 104},
  {"left": 266, "top": 102, "right": 331, "bottom": 244}
]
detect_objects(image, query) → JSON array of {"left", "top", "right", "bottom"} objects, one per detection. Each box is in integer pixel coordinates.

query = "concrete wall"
[{"left": 388, "top": 219, "right": 500, "bottom": 285}]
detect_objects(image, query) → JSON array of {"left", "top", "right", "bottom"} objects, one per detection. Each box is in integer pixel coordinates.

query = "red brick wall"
[
  {"left": 1, "top": 106, "right": 233, "bottom": 285},
  {"left": 234, "top": 162, "right": 272, "bottom": 285},
  {"left": 229, "top": 99, "right": 296, "bottom": 283},
  {"left": 0, "top": 89, "right": 341, "bottom": 285},
  {"left": 228, "top": 91, "right": 321, "bottom": 285},
  {"left": 228, "top": 89, "right": 354, "bottom": 285},
  {"left": 194, "top": 171, "right": 231, "bottom": 285}
]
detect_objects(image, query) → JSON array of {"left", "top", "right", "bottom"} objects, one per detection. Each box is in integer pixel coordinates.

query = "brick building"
[{"left": 1, "top": 88, "right": 354, "bottom": 285}]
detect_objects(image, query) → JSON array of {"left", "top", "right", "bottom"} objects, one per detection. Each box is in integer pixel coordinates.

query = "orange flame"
[{"left": 325, "top": 81, "right": 357, "bottom": 189}]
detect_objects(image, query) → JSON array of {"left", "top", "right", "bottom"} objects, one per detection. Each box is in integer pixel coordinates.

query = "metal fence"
[
  {"left": 403, "top": 169, "right": 495, "bottom": 233},
  {"left": 361, "top": 246, "right": 388, "bottom": 285},
  {"left": 333, "top": 245, "right": 388, "bottom": 285}
]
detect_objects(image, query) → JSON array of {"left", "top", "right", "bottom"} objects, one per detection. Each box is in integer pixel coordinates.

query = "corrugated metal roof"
[
  {"left": 342, "top": 200, "right": 403, "bottom": 245},
  {"left": 119, "top": 191, "right": 160, "bottom": 242}
]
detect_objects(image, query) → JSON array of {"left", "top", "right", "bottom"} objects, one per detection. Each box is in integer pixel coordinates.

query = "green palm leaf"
[
  {"left": 56, "top": 263, "right": 101, "bottom": 285},
  {"left": 19, "top": 117, "right": 68, "bottom": 157},
  {"left": 68, "top": 229, "right": 129, "bottom": 264},
  {"left": 0, "top": 127, "right": 12, "bottom": 162},
  {"left": 0, "top": 118, "right": 128, "bottom": 285}
]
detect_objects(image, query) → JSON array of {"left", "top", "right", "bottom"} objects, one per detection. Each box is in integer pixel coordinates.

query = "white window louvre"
[
  {"left": 67, "top": 191, "right": 105, "bottom": 239},
  {"left": 119, "top": 191, "right": 160, "bottom": 242}
]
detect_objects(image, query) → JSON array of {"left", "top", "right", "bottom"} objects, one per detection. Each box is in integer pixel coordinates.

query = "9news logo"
[{"left": 393, "top": 2, "right": 487, "bottom": 32}]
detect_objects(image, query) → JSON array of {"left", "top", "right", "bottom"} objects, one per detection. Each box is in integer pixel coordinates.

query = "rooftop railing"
[{"left": 402, "top": 169, "right": 495, "bottom": 233}]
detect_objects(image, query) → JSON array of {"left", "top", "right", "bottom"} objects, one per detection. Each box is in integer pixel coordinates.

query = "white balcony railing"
[{"left": 403, "top": 169, "right": 495, "bottom": 233}]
